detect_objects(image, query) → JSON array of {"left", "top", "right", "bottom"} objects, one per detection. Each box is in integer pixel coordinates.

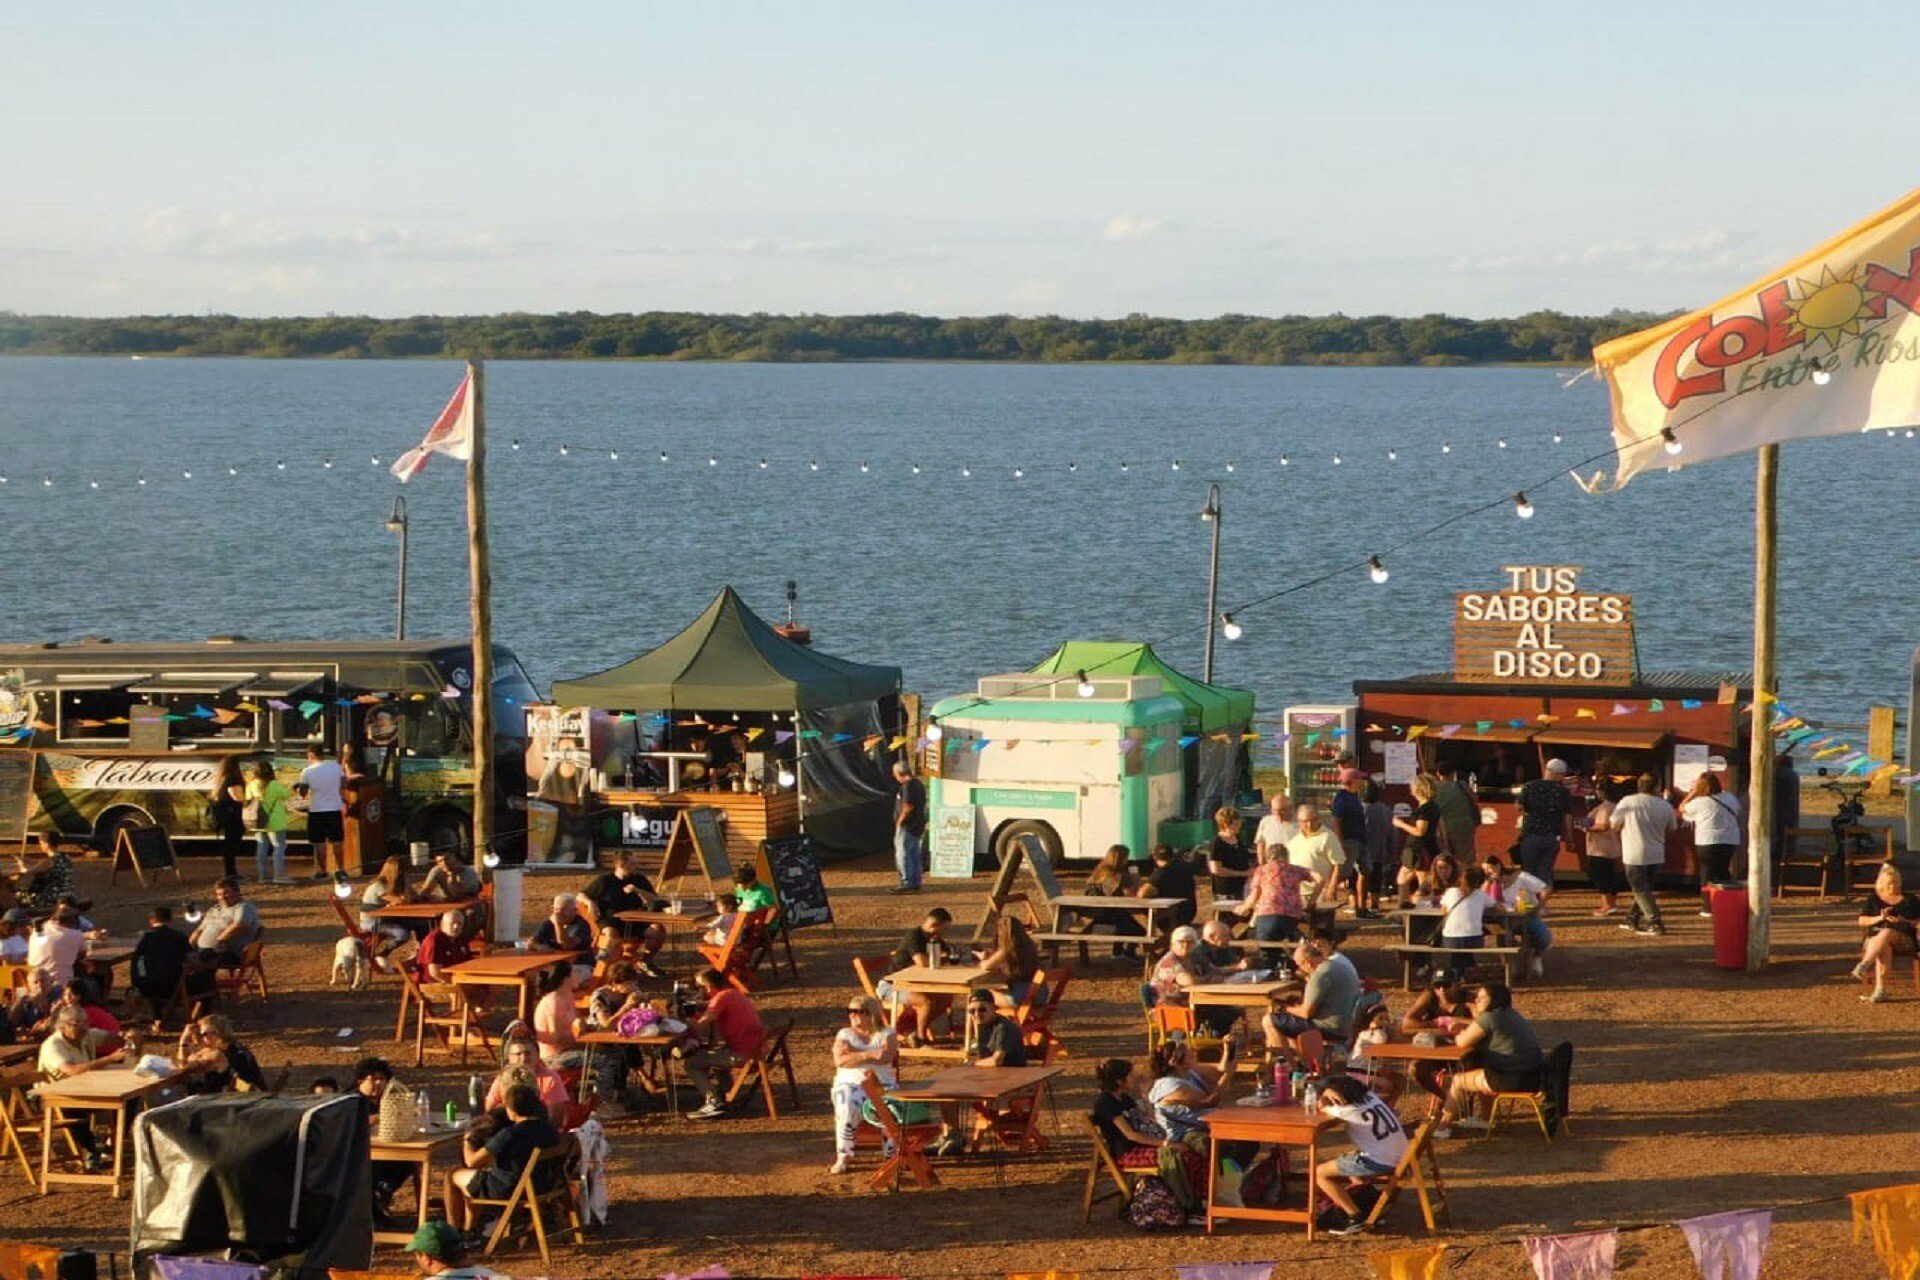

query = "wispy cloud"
[
  {"left": 1443, "top": 228, "right": 1773, "bottom": 278},
  {"left": 1102, "top": 213, "right": 1168, "bottom": 244},
  {"left": 135, "top": 208, "right": 515, "bottom": 263}
]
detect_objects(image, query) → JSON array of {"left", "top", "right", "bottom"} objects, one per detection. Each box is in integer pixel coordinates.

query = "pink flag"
[
  {"left": 1524, "top": 1229, "right": 1616, "bottom": 1280},
  {"left": 1176, "top": 1266, "right": 1274, "bottom": 1280},
  {"left": 1676, "top": 1209, "right": 1770, "bottom": 1280},
  {"left": 392, "top": 367, "right": 475, "bottom": 482}
]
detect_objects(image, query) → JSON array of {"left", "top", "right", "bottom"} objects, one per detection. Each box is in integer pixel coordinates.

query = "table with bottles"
[{"left": 370, "top": 1113, "right": 467, "bottom": 1246}]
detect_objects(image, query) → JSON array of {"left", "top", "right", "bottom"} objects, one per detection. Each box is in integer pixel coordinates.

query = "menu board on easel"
[
  {"left": 0, "top": 753, "right": 33, "bottom": 851},
  {"left": 658, "top": 805, "right": 732, "bottom": 892},
  {"left": 758, "top": 834, "right": 832, "bottom": 932},
  {"left": 111, "top": 823, "right": 181, "bottom": 886}
]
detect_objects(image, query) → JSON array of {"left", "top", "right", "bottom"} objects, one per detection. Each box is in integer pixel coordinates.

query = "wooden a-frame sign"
[
  {"left": 656, "top": 805, "right": 730, "bottom": 894},
  {"left": 110, "top": 823, "right": 182, "bottom": 886}
]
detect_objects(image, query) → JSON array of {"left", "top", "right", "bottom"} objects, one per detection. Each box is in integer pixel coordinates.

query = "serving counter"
[{"left": 601, "top": 787, "right": 800, "bottom": 871}]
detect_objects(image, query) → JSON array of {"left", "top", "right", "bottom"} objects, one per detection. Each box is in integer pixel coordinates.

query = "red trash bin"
[{"left": 1710, "top": 884, "right": 1749, "bottom": 969}]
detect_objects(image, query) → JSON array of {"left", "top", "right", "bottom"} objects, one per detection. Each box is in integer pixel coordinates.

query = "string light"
[
  {"left": 1514, "top": 491, "right": 1535, "bottom": 519},
  {"left": 227, "top": 466, "right": 238, "bottom": 476},
  {"left": 1387, "top": 449, "right": 1397, "bottom": 461},
  {"left": 1075, "top": 669, "right": 1096, "bottom": 698},
  {"left": 809, "top": 460, "right": 819, "bottom": 471},
  {"left": 559, "top": 444, "right": 570, "bottom": 456},
  {"left": 89, "top": 480, "right": 98, "bottom": 489},
  {"left": 1066, "top": 462, "right": 1076, "bottom": 472},
  {"left": 1171, "top": 459, "right": 1181, "bottom": 471},
  {"left": 1551, "top": 433, "right": 1563, "bottom": 444},
  {"left": 961, "top": 466, "right": 971, "bottom": 477},
  {"left": 323, "top": 458, "right": 333, "bottom": 468},
  {"left": 710, "top": 455, "right": 719, "bottom": 467},
  {"left": 1225, "top": 461, "right": 1235, "bottom": 473},
  {"left": 1220, "top": 612, "right": 1242, "bottom": 641},
  {"left": 1279, "top": 454, "right": 1290, "bottom": 467},
  {"left": 510, "top": 439, "right": 522, "bottom": 451},
  {"left": 1368, "top": 556, "right": 1390, "bottom": 584},
  {"left": 911, "top": 463, "right": 921, "bottom": 474},
  {"left": 482, "top": 850, "right": 501, "bottom": 870},
  {"left": 1332, "top": 453, "right": 1343, "bottom": 465},
  {"left": 925, "top": 721, "right": 943, "bottom": 741},
  {"left": 369, "top": 456, "right": 379, "bottom": 466},
  {"left": 859, "top": 461, "right": 869, "bottom": 473},
  {"left": 136, "top": 477, "right": 145, "bottom": 485},
  {"left": 1498, "top": 437, "right": 1509, "bottom": 449},
  {"left": 776, "top": 765, "right": 796, "bottom": 788},
  {"left": 1012, "top": 467, "right": 1024, "bottom": 479},
  {"left": 609, "top": 449, "right": 619, "bottom": 460},
  {"left": 276, "top": 459, "right": 286, "bottom": 470},
  {"left": 183, "top": 902, "right": 203, "bottom": 925},
  {"left": 1811, "top": 360, "right": 1832, "bottom": 386},
  {"left": 759, "top": 458, "right": 768, "bottom": 469},
  {"left": 332, "top": 872, "right": 352, "bottom": 900},
  {"left": 1441, "top": 442, "right": 1452, "bottom": 454},
  {"left": 182, "top": 469, "right": 192, "bottom": 479},
  {"left": 1120, "top": 461, "right": 1129, "bottom": 472},
  {"left": 1661, "top": 427, "right": 1683, "bottom": 455},
  {"left": 41, "top": 477, "right": 51, "bottom": 487}
]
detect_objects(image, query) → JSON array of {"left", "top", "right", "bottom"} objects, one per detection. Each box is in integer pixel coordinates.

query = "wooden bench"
[
  {"left": 1031, "top": 930, "right": 1145, "bottom": 965},
  {"left": 1388, "top": 944, "right": 1523, "bottom": 991}
]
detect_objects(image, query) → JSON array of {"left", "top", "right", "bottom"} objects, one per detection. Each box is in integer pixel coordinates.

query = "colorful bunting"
[
  {"left": 1676, "top": 1208, "right": 1770, "bottom": 1280},
  {"left": 1367, "top": 1245, "right": 1449, "bottom": 1279},
  {"left": 1647, "top": 698, "right": 1665, "bottom": 711},
  {"left": 1523, "top": 1228, "right": 1616, "bottom": 1278},
  {"left": 298, "top": 700, "right": 325, "bottom": 719},
  {"left": 745, "top": 727, "right": 765, "bottom": 741},
  {"left": 888, "top": 735, "right": 907, "bottom": 749},
  {"left": 1438, "top": 724, "right": 1460, "bottom": 738},
  {"left": 798, "top": 729, "right": 822, "bottom": 740},
  {"left": 190, "top": 705, "right": 216, "bottom": 719},
  {"left": 774, "top": 730, "right": 794, "bottom": 745},
  {"left": 1850, "top": 1185, "right": 1920, "bottom": 1280},
  {"left": 1178, "top": 735, "right": 1201, "bottom": 748},
  {"left": 266, "top": 698, "right": 291, "bottom": 711},
  {"left": 1574, "top": 708, "right": 1597, "bottom": 719},
  {"left": 1475, "top": 720, "right": 1494, "bottom": 733},
  {"left": 1681, "top": 699, "right": 1702, "bottom": 709},
  {"left": 1611, "top": 702, "right": 1633, "bottom": 716},
  {"left": 1406, "top": 725, "right": 1428, "bottom": 740},
  {"left": 1178, "top": 1266, "right": 1275, "bottom": 1280}
]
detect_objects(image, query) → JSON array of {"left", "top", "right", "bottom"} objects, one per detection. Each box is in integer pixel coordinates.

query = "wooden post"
[
  {"left": 465, "top": 360, "right": 495, "bottom": 869},
  {"left": 1745, "top": 445, "right": 1777, "bottom": 971},
  {"left": 1867, "top": 705, "right": 1897, "bottom": 798}
]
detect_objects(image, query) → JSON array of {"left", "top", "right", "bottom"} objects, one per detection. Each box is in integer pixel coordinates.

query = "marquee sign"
[{"left": 1454, "top": 565, "right": 1635, "bottom": 684}]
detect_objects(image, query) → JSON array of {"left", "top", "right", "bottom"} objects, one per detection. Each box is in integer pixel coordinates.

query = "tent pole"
[
  {"left": 1746, "top": 445, "right": 1777, "bottom": 970},
  {"left": 793, "top": 710, "right": 806, "bottom": 828}
]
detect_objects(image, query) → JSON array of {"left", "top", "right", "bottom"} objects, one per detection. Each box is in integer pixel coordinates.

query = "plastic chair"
[
  {"left": 858, "top": 1074, "right": 940, "bottom": 1192},
  {"left": 1145, "top": 1003, "right": 1221, "bottom": 1057},
  {"left": 1487, "top": 1041, "right": 1574, "bottom": 1144},
  {"left": 468, "top": 1141, "right": 584, "bottom": 1266},
  {"left": 1080, "top": 1115, "right": 1149, "bottom": 1223}
]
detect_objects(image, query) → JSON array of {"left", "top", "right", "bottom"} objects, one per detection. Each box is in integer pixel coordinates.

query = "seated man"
[
  {"left": 189, "top": 878, "right": 260, "bottom": 970},
  {"left": 38, "top": 1006, "right": 121, "bottom": 1170},
  {"left": 444, "top": 1082, "right": 564, "bottom": 1234},
  {"left": 1436, "top": 982, "right": 1546, "bottom": 1138},
  {"left": 1138, "top": 842, "right": 1198, "bottom": 928},
  {"left": 412, "top": 910, "right": 476, "bottom": 987},
  {"left": 131, "top": 905, "right": 196, "bottom": 1025},
  {"left": 1262, "top": 937, "right": 1362, "bottom": 1061},
  {"left": 683, "top": 967, "right": 766, "bottom": 1120},
  {"left": 1199, "top": 919, "right": 1242, "bottom": 969},
  {"left": 529, "top": 893, "right": 593, "bottom": 954},
  {"left": 878, "top": 906, "right": 960, "bottom": 1044},
  {"left": 930, "top": 988, "right": 1027, "bottom": 1157},
  {"left": 418, "top": 851, "right": 481, "bottom": 902},
  {"left": 580, "top": 848, "right": 668, "bottom": 965}
]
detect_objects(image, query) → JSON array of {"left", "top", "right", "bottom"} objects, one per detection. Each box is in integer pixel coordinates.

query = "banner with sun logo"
[{"left": 1588, "top": 186, "right": 1920, "bottom": 488}]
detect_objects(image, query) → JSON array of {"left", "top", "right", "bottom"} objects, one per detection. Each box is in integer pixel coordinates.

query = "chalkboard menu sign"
[
  {"left": 759, "top": 834, "right": 832, "bottom": 931},
  {"left": 0, "top": 752, "right": 32, "bottom": 847},
  {"left": 686, "top": 806, "right": 731, "bottom": 884},
  {"left": 111, "top": 822, "right": 181, "bottom": 885}
]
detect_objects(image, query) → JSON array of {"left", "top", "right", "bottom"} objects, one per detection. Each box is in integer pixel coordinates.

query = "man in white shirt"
[
  {"left": 1, "top": 907, "right": 32, "bottom": 964},
  {"left": 1286, "top": 805, "right": 1346, "bottom": 911},
  {"left": 1484, "top": 855, "right": 1554, "bottom": 976},
  {"left": 1254, "top": 793, "right": 1298, "bottom": 862},
  {"left": 299, "top": 744, "right": 348, "bottom": 879},
  {"left": 27, "top": 906, "right": 89, "bottom": 988},
  {"left": 1611, "top": 773, "right": 1677, "bottom": 937}
]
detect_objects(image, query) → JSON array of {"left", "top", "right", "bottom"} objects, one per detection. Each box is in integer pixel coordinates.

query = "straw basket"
[{"left": 376, "top": 1080, "right": 420, "bottom": 1142}]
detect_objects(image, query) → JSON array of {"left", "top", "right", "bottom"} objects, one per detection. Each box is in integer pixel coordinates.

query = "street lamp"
[
  {"left": 1200, "top": 483, "right": 1223, "bottom": 682},
  {"left": 384, "top": 496, "right": 409, "bottom": 640}
]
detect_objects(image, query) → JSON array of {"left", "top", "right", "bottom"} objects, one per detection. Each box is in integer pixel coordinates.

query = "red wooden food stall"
[{"left": 1352, "top": 565, "right": 1753, "bottom": 879}]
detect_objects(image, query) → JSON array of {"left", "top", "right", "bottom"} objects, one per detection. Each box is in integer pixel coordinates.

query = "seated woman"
[
  {"left": 1437, "top": 865, "right": 1496, "bottom": 951},
  {"left": 1146, "top": 1037, "right": 1233, "bottom": 1148},
  {"left": 1436, "top": 982, "right": 1545, "bottom": 1137},
  {"left": 359, "top": 855, "right": 417, "bottom": 964},
  {"left": 973, "top": 915, "right": 1043, "bottom": 1010},
  {"left": 1419, "top": 854, "right": 1461, "bottom": 908},
  {"left": 1148, "top": 926, "right": 1243, "bottom": 1038},
  {"left": 1313, "top": 1074, "right": 1410, "bottom": 1237},
  {"left": 1400, "top": 975, "right": 1473, "bottom": 1100},
  {"left": 444, "top": 1083, "right": 564, "bottom": 1235},
  {"left": 484, "top": 1036, "right": 570, "bottom": 1125},
  {"left": 1853, "top": 863, "right": 1920, "bottom": 1003},
  {"left": 582, "top": 962, "right": 646, "bottom": 1119},
  {"left": 178, "top": 1013, "right": 267, "bottom": 1093},
  {"left": 1092, "top": 1056, "right": 1209, "bottom": 1203},
  {"left": 828, "top": 995, "right": 898, "bottom": 1175},
  {"left": 1084, "top": 844, "right": 1147, "bottom": 957},
  {"left": 530, "top": 963, "right": 583, "bottom": 1070}
]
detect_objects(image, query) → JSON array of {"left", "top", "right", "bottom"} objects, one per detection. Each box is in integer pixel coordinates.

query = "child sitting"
[
  {"left": 1313, "top": 1074, "right": 1410, "bottom": 1237},
  {"left": 703, "top": 893, "right": 741, "bottom": 948}
]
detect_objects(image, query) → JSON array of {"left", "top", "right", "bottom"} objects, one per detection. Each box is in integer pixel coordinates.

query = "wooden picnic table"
[
  {"left": 613, "top": 908, "right": 718, "bottom": 929},
  {"left": 0, "top": 1043, "right": 36, "bottom": 1069},
  {"left": 367, "top": 899, "right": 477, "bottom": 922},
  {"left": 1187, "top": 979, "right": 1299, "bottom": 1011},
  {"left": 1395, "top": 904, "right": 1519, "bottom": 947},
  {"left": 578, "top": 1026, "right": 689, "bottom": 1117},
  {"left": 83, "top": 938, "right": 138, "bottom": 968},
  {"left": 1044, "top": 894, "right": 1186, "bottom": 976},
  {"left": 1198, "top": 1102, "right": 1339, "bottom": 1237},
  {"left": 1357, "top": 1040, "right": 1473, "bottom": 1065},
  {"left": 889, "top": 1064, "right": 1064, "bottom": 1155},
  {"left": 885, "top": 966, "right": 1003, "bottom": 1062},
  {"left": 370, "top": 1122, "right": 465, "bottom": 1246},
  {"left": 35, "top": 1066, "right": 184, "bottom": 1196},
  {"left": 444, "top": 950, "right": 583, "bottom": 1022}
]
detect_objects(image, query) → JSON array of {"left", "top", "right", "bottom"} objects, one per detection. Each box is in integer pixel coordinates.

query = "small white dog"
[{"left": 330, "top": 936, "right": 370, "bottom": 990}]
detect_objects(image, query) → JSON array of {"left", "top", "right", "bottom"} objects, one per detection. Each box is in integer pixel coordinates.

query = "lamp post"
[
  {"left": 384, "top": 495, "right": 409, "bottom": 640},
  {"left": 1200, "top": 483, "right": 1222, "bottom": 682}
]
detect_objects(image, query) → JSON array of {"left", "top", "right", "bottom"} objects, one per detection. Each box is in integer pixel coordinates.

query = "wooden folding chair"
[
  {"left": 216, "top": 932, "right": 270, "bottom": 1004},
  {"left": 1843, "top": 824, "right": 1896, "bottom": 893},
  {"left": 749, "top": 905, "right": 801, "bottom": 982},
  {"left": 724, "top": 1018, "right": 800, "bottom": 1119},
  {"left": 467, "top": 1140, "right": 585, "bottom": 1266},
  {"left": 852, "top": 955, "right": 892, "bottom": 1000},
  {"left": 1080, "top": 1115, "right": 1148, "bottom": 1223},
  {"left": 1487, "top": 1041, "right": 1574, "bottom": 1144},
  {"left": 859, "top": 1074, "right": 940, "bottom": 1192},
  {"left": 697, "top": 909, "right": 766, "bottom": 993},
  {"left": 0, "top": 1067, "right": 39, "bottom": 1182},
  {"left": 1362, "top": 1116, "right": 1451, "bottom": 1232},
  {"left": 1018, "top": 966, "right": 1072, "bottom": 1061},
  {"left": 396, "top": 965, "right": 490, "bottom": 1067},
  {"left": 1775, "top": 827, "right": 1837, "bottom": 897}
]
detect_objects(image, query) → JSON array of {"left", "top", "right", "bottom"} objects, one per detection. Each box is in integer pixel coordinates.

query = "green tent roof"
[
  {"left": 551, "top": 586, "right": 901, "bottom": 712},
  {"left": 1030, "top": 641, "right": 1254, "bottom": 732}
]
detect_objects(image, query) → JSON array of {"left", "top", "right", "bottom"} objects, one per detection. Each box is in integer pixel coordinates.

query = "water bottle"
[
  {"left": 1290, "top": 1071, "right": 1306, "bottom": 1107},
  {"left": 415, "top": 1092, "right": 428, "bottom": 1132},
  {"left": 468, "top": 1075, "right": 484, "bottom": 1115},
  {"left": 1302, "top": 1081, "right": 1320, "bottom": 1116}
]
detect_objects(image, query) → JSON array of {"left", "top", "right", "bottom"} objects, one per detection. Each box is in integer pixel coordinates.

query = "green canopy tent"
[
  {"left": 552, "top": 586, "right": 903, "bottom": 856},
  {"left": 1031, "top": 640, "right": 1255, "bottom": 818}
]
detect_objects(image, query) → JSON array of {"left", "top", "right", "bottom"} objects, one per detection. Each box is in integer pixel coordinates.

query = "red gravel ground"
[{"left": 2, "top": 848, "right": 1910, "bottom": 1280}]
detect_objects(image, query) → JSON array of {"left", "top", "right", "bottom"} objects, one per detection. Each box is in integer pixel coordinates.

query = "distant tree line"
[{"left": 0, "top": 309, "right": 1670, "bottom": 365}]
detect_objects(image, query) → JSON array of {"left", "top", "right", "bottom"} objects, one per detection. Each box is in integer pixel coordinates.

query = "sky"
[{"left": 3, "top": 1, "right": 1916, "bottom": 320}]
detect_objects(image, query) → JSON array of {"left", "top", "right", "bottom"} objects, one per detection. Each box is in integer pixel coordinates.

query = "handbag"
[{"left": 241, "top": 797, "right": 265, "bottom": 828}]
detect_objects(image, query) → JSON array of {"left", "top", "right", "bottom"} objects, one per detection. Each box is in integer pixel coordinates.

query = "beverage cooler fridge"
[{"left": 1281, "top": 704, "right": 1357, "bottom": 810}]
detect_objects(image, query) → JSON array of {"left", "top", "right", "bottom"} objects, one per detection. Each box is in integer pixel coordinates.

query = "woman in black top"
[
  {"left": 179, "top": 1013, "right": 267, "bottom": 1092},
  {"left": 1207, "top": 807, "right": 1251, "bottom": 904},
  {"left": 208, "top": 757, "right": 248, "bottom": 880},
  {"left": 1853, "top": 863, "right": 1920, "bottom": 1003},
  {"left": 1392, "top": 775, "right": 1443, "bottom": 907},
  {"left": 1091, "top": 1058, "right": 1170, "bottom": 1165}
]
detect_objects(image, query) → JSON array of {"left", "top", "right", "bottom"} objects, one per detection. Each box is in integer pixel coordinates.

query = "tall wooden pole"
[
  {"left": 1745, "top": 444, "right": 1778, "bottom": 970},
  {"left": 465, "top": 360, "right": 495, "bottom": 868}
]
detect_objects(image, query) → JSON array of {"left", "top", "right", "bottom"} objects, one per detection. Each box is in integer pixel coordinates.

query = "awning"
[
  {"left": 1533, "top": 728, "right": 1668, "bottom": 750},
  {"left": 24, "top": 673, "right": 153, "bottom": 692},
  {"left": 128, "top": 672, "right": 258, "bottom": 696},
  {"left": 240, "top": 672, "right": 326, "bottom": 697}
]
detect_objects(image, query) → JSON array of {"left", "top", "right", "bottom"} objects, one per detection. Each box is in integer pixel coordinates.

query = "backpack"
[{"left": 1125, "top": 1176, "right": 1187, "bottom": 1230}]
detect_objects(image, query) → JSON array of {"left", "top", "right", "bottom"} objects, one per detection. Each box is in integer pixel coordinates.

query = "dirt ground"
[{"left": 4, "top": 807, "right": 1914, "bottom": 1279}]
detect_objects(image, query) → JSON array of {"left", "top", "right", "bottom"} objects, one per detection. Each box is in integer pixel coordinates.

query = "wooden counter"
[{"left": 601, "top": 788, "right": 799, "bottom": 871}]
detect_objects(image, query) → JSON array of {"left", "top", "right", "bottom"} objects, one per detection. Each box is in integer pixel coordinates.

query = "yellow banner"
[{"left": 1592, "top": 187, "right": 1920, "bottom": 487}]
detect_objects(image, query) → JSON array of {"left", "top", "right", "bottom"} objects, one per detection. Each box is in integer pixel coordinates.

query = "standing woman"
[
  {"left": 245, "top": 760, "right": 292, "bottom": 885},
  {"left": 828, "top": 995, "right": 898, "bottom": 1174},
  {"left": 1679, "top": 772, "right": 1742, "bottom": 917},
  {"left": 1207, "top": 807, "right": 1251, "bottom": 906},
  {"left": 1392, "top": 775, "right": 1443, "bottom": 908},
  {"left": 1582, "top": 780, "right": 1627, "bottom": 917},
  {"left": 208, "top": 757, "right": 248, "bottom": 880}
]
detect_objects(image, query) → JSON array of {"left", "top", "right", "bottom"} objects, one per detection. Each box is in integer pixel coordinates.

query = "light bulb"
[
  {"left": 710, "top": 455, "right": 719, "bottom": 467},
  {"left": 136, "top": 477, "right": 146, "bottom": 485},
  {"left": 1075, "top": 670, "right": 1096, "bottom": 698},
  {"left": 961, "top": 466, "right": 971, "bottom": 478},
  {"left": 860, "top": 461, "right": 869, "bottom": 473},
  {"left": 609, "top": 449, "right": 619, "bottom": 461},
  {"left": 1279, "top": 454, "right": 1290, "bottom": 467},
  {"left": 184, "top": 903, "right": 203, "bottom": 925},
  {"left": 1369, "top": 556, "right": 1390, "bottom": 585},
  {"left": 510, "top": 439, "right": 522, "bottom": 451},
  {"left": 1119, "top": 462, "right": 1129, "bottom": 472},
  {"left": 227, "top": 466, "right": 238, "bottom": 476},
  {"left": 759, "top": 458, "right": 768, "bottom": 468},
  {"left": 1221, "top": 613, "right": 1242, "bottom": 641},
  {"left": 323, "top": 458, "right": 333, "bottom": 469},
  {"left": 1332, "top": 453, "right": 1343, "bottom": 465},
  {"left": 1225, "top": 461, "right": 1235, "bottom": 473},
  {"left": 1662, "top": 427, "right": 1683, "bottom": 455},
  {"left": 912, "top": 463, "right": 921, "bottom": 474},
  {"left": 369, "top": 456, "right": 379, "bottom": 466},
  {"left": 332, "top": 873, "right": 352, "bottom": 900},
  {"left": 42, "top": 477, "right": 51, "bottom": 487},
  {"left": 1498, "top": 437, "right": 1509, "bottom": 449},
  {"left": 182, "top": 470, "right": 192, "bottom": 479},
  {"left": 89, "top": 480, "right": 98, "bottom": 489},
  {"left": 658, "top": 451, "right": 668, "bottom": 462},
  {"left": 926, "top": 722, "right": 944, "bottom": 741},
  {"left": 809, "top": 460, "right": 819, "bottom": 471},
  {"left": 1551, "top": 433, "right": 1563, "bottom": 444},
  {"left": 1013, "top": 467, "right": 1023, "bottom": 479},
  {"left": 559, "top": 444, "right": 570, "bottom": 456},
  {"left": 1387, "top": 449, "right": 1397, "bottom": 461},
  {"left": 482, "top": 850, "right": 501, "bottom": 870},
  {"left": 1441, "top": 442, "right": 1451, "bottom": 454},
  {"left": 1514, "top": 491, "right": 1535, "bottom": 519},
  {"left": 1811, "top": 364, "right": 1831, "bottom": 385},
  {"left": 1171, "top": 459, "right": 1181, "bottom": 471},
  {"left": 777, "top": 766, "right": 796, "bottom": 788},
  {"left": 276, "top": 459, "right": 286, "bottom": 470}
]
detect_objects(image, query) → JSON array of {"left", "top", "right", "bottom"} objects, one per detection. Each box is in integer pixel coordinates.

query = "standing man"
[
  {"left": 1286, "top": 804, "right": 1346, "bottom": 917},
  {"left": 1613, "top": 773, "right": 1677, "bottom": 938},
  {"left": 300, "top": 744, "right": 347, "bottom": 879},
  {"left": 1329, "top": 768, "right": 1375, "bottom": 918},
  {"left": 1515, "top": 759, "right": 1575, "bottom": 887},
  {"left": 891, "top": 760, "right": 927, "bottom": 896},
  {"left": 1253, "top": 792, "right": 1298, "bottom": 863},
  {"left": 1433, "top": 764, "right": 1480, "bottom": 859}
]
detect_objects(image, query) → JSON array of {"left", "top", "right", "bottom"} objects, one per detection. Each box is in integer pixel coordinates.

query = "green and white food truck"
[{"left": 925, "top": 644, "right": 1254, "bottom": 868}]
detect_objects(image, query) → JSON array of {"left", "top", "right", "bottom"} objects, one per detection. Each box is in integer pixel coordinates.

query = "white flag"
[{"left": 390, "top": 367, "right": 474, "bottom": 483}]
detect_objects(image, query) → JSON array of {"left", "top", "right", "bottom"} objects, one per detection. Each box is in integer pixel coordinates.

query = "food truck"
[
  {"left": 926, "top": 643, "right": 1254, "bottom": 867},
  {"left": 1353, "top": 564, "right": 1752, "bottom": 878}
]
